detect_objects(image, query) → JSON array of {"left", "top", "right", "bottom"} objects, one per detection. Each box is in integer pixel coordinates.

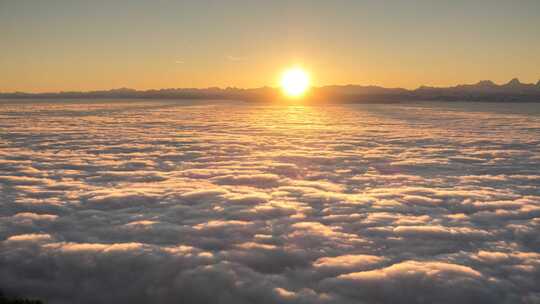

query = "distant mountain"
[
  {"left": 1, "top": 79, "right": 540, "bottom": 103},
  {"left": 418, "top": 78, "right": 538, "bottom": 93},
  {"left": 412, "top": 78, "right": 540, "bottom": 102}
]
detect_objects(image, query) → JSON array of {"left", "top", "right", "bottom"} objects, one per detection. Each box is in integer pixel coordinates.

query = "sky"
[{"left": 1, "top": 0, "right": 540, "bottom": 92}]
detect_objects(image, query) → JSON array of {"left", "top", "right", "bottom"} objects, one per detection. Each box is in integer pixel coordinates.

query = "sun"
[{"left": 280, "top": 67, "right": 310, "bottom": 98}]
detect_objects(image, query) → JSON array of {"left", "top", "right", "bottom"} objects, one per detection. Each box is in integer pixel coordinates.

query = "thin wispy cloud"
[{"left": 226, "top": 55, "right": 247, "bottom": 62}]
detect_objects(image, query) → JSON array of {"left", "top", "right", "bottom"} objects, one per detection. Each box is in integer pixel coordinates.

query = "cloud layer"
[{"left": 1, "top": 101, "right": 539, "bottom": 303}]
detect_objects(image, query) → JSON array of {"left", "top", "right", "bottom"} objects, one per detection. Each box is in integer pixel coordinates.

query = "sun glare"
[{"left": 280, "top": 67, "right": 310, "bottom": 98}]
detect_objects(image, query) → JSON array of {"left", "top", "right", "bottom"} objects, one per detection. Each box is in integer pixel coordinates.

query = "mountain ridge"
[{"left": 2, "top": 79, "right": 540, "bottom": 103}]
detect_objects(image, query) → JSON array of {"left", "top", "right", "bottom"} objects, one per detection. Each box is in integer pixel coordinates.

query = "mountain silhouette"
[{"left": 2, "top": 79, "right": 539, "bottom": 103}]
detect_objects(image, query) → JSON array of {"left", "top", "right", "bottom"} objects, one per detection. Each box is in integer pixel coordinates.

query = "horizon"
[
  {"left": 2, "top": 77, "right": 539, "bottom": 94},
  {"left": 2, "top": 0, "right": 540, "bottom": 92}
]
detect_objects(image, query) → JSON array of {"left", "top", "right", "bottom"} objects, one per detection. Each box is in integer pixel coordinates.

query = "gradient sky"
[{"left": 1, "top": 0, "right": 539, "bottom": 92}]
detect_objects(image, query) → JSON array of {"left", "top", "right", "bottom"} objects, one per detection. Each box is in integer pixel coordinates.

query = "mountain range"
[{"left": 2, "top": 78, "right": 540, "bottom": 103}]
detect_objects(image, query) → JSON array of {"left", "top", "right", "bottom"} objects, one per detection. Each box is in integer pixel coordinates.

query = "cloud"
[
  {"left": 313, "top": 254, "right": 384, "bottom": 269},
  {"left": 5, "top": 233, "right": 53, "bottom": 243},
  {"left": 1, "top": 101, "right": 539, "bottom": 303},
  {"left": 13, "top": 212, "right": 58, "bottom": 221},
  {"left": 211, "top": 173, "right": 282, "bottom": 188},
  {"left": 323, "top": 261, "right": 498, "bottom": 304},
  {"left": 226, "top": 55, "right": 247, "bottom": 62}
]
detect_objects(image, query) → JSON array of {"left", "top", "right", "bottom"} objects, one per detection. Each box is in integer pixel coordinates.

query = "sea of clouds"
[{"left": 1, "top": 100, "right": 539, "bottom": 304}]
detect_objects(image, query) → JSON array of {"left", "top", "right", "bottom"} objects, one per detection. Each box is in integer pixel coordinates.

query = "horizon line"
[{"left": 2, "top": 78, "right": 539, "bottom": 95}]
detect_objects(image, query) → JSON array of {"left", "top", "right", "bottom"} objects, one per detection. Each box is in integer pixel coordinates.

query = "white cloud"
[{"left": 0, "top": 101, "right": 539, "bottom": 303}]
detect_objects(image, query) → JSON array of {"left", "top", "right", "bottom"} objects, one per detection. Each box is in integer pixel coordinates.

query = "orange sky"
[{"left": 1, "top": 1, "right": 539, "bottom": 92}]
